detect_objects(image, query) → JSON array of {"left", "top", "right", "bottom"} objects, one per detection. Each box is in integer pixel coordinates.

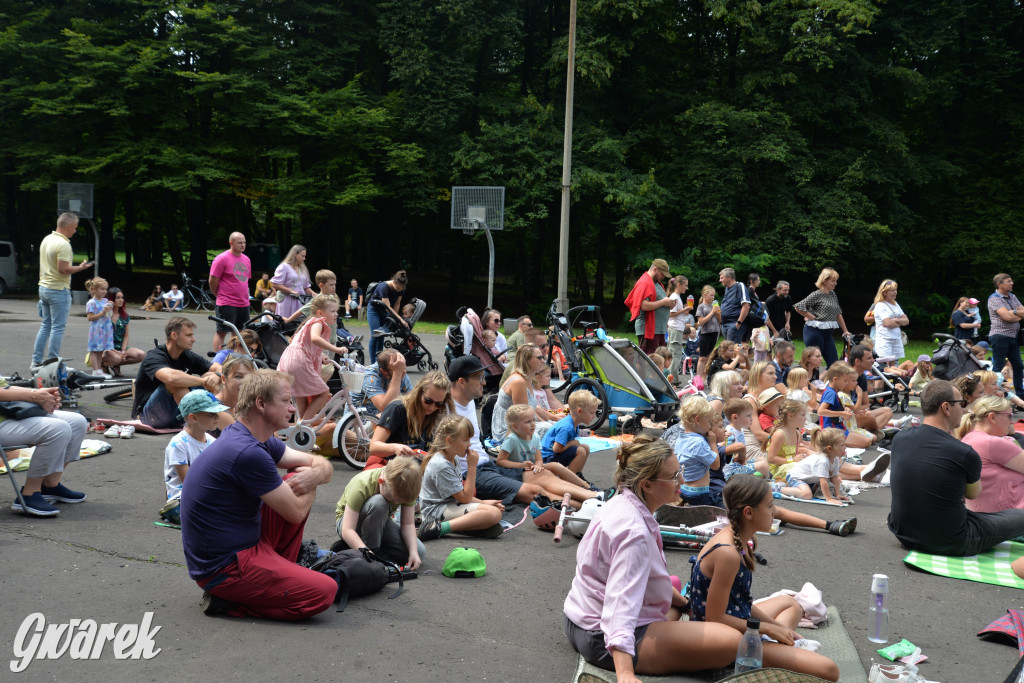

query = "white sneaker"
[
  {"left": 103, "top": 425, "right": 123, "bottom": 438},
  {"left": 92, "top": 370, "right": 113, "bottom": 380},
  {"left": 861, "top": 453, "right": 891, "bottom": 482},
  {"left": 119, "top": 425, "right": 136, "bottom": 439},
  {"left": 869, "top": 663, "right": 907, "bottom": 682}
]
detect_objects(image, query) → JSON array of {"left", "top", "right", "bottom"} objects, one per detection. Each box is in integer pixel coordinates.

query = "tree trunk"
[{"left": 164, "top": 190, "right": 185, "bottom": 275}]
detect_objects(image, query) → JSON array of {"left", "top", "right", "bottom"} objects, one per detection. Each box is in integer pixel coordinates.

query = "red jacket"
[{"left": 624, "top": 272, "right": 658, "bottom": 339}]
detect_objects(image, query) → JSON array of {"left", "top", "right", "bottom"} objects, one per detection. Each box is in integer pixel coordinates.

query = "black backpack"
[{"left": 308, "top": 547, "right": 407, "bottom": 612}]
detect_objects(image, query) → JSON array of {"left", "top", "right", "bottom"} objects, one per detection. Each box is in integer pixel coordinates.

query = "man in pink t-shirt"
[{"left": 209, "top": 232, "right": 252, "bottom": 351}]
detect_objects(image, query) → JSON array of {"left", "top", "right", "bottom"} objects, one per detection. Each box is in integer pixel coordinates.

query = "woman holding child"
[
  {"left": 367, "top": 371, "right": 453, "bottom": 469},
  {"left": 564, "top": 436, "right": 741, "bottom": 681}
]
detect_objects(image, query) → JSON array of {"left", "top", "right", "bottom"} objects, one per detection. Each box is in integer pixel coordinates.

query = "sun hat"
[
  {"left": 178, "top": 390, "right": 230, "bottom": 418},
  {"left": 757, "top": 388, "right": 785, "bottom": 407},
  {"left": 442, "top": 547, "right": 486, "bottom": 578},
  {"left": 917, "top": 354, "right": 932, "bottom": 363}
]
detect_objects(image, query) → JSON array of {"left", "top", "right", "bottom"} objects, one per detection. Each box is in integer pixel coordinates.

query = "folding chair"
[{"left": 0, "top": 442, "right": 31, "bottom": 512}]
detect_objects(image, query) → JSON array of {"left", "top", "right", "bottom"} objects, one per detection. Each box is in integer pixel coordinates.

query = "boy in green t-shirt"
[{"left": 333, "top": 456, "right": 424, "bottom": 569}]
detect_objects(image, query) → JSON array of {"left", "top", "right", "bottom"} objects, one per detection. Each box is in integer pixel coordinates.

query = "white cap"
[{"left": 871, "top": 574, "right": 889, "bottom": 594}]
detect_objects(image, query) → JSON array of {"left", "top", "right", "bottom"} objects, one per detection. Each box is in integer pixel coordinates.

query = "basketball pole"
[{"left": 556, "top": 0, "right": 577, "bottom": 315}]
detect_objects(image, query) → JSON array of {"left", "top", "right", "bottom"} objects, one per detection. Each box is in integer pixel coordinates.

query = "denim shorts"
[{"left": 140, "top": 385, "right": 185, "bottom": 429}]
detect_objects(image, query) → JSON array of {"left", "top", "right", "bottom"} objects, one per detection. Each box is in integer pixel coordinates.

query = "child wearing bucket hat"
[{"left": 160, "top": 391, "right": 230, "bottom": 524}]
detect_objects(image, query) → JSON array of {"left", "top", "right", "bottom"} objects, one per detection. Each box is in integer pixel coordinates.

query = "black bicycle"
[{"left": 180, "top": 271, "right": 215, "bottom": 311}]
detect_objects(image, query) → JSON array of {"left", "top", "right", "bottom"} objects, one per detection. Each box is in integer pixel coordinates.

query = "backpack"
[
  {"left": 748, "top": 292, "right": 769, "bottom": 325},
  {"left": 308, "top": 547, "right": 406, "bottom": 612}
]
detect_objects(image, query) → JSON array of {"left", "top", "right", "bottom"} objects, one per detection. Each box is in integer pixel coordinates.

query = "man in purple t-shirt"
[
  {"left": 209, "top": 232, "right": 252, "bottom": 352},
  {"left": 180, "top": 369, "right": 336, "bottom": 620}
]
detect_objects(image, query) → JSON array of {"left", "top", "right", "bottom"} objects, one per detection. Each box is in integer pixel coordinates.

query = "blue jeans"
[
  {"left": 366, "top": 305, "right": 383, "bottom": 363},
  {"left": 990, "top": 334, "right": 1024, "bottom": 395},
  {"left": 803, "top": 325, "right": 839, "bottom": 368},
  {"left": 140, "top": 385, "right": 185, "bottom": 429},
  {"left": 722, "top": 320, "right": 745, "bottom": 343},
  {"left": 33, "top": 287, "right": 72, "bottom": 365}
]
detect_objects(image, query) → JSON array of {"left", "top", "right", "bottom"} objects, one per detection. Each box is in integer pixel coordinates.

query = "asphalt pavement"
[{"left": 0, "top": 297, "right": 1019, "bottom": 682}]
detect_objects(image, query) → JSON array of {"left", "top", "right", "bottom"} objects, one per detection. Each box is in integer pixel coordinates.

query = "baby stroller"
[
  {"left": 931, "top": 333, "right": 984, "bottom": 380},
  {"left": 443, "top": 307, "right": 505, "bottom": 393},
  {"left": 545, "top": 299, "right": 680, "bottom": 433},
  {"left": 240, "top": 313, "right": 294, "bottom": 369},
  {"left": 370, "top": 296, "right": 437, "bottom": 372}
]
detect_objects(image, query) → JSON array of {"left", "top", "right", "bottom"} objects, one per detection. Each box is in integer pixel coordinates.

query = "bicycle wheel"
[
  {"left": 199, "top": 289, "right": 215, "bottom": 311},
  {"left": 336, "top": 412, "right": 379, "bottom": 470},
  {"left": 104, "top": 387, "right": 133, "bottom": 403}
]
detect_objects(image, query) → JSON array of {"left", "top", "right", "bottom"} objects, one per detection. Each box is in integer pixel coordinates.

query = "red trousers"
[{"left": 197, "top": 503, "right": 337, "bottom": 621}]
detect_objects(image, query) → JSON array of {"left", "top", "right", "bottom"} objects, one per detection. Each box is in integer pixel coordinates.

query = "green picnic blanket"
[{"left": 903, "top": 540, "right": 1024, "bottom": 589}]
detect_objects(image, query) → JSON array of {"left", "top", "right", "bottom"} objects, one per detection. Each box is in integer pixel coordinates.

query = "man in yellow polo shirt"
[{"left": 32, "top": 213, "right": 92, "bottom": 371}]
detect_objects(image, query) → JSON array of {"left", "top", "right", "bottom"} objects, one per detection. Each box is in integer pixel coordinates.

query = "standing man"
[
  {"left": 181, "top": 370, "right": 336, "bottom": 619},
  {"left": 505, "top": 315, "right": 533, "bottom": 357},
  {"left": 888, "top": 380, "right": 1024, "bottom": 555},
  {"left": 625, "top": 259, "right": 674, "bottom": 353},
  {"left": 345, "top": 279, "right": 364, "bottom": 319},
  {"left": 765, "top": 281, "right": 794, "bottom": 341},
  {"left": 718, "top": 268, "right": 750, "bottom": 344},
  {"left": 209, "top": 232, "right": 252, "bottom": 352},
  {"left": 988, "top": 273, "right": 1024, "bottom": 399},
  {"left": 32, "top": 213, "right": 92, "bottom": 371}
]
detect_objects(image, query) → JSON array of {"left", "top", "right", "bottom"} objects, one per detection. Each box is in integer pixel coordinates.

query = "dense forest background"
[{"left": 1, "top": 0, "right": 1022, "bottom": 331}]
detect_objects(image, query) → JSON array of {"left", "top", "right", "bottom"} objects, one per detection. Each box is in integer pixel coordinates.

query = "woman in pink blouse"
[
  {"left": 958, "top": 395, "right": 1024, "bottom": 513},
  {"left": 563, "top": 436, "right": 738, "bottom": 682}
]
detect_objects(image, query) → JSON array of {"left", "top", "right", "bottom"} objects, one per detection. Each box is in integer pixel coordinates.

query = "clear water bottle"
[
  {"left": 608, "top": 413, "right": 618, "bottom": 436},
  {"left": 868, "top": 573, "right": 890, "bottom": 644},
  {"left": 735, "top": 617, "right": 762, "bottom": 673}
]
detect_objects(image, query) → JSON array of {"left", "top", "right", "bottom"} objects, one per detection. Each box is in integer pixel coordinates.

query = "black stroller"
[
  {"left": 370, "top": 296, "right": 437, "bottom": 371},
  {"left": 931, "top": 333, "right": 984, "bottom": 380}
]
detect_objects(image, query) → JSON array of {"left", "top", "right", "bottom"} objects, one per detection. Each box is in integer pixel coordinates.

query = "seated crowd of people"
[{"left": 6, "top": 262, "right": 1024, "bottom": 682}]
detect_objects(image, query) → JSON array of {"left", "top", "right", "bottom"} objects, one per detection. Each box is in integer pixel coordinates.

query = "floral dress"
[{"left": 86, "top": 298, "right": 114, "bottom": 352}]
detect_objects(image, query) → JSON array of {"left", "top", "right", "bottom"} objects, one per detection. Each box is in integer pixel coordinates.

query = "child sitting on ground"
[
  {"left": 334, "top": 456, "right": 425, "bottom": 570},
  {"left": 160, "top": 391, "right": 230, "bottom": 524},
  {"left": 909, "top": 354, "right": 933, "bottom": 394},
  {"left": 780, "top": 427, "right": 851, "bottom": 504},
  {"left": 674, "top": 397, "right": 721, "bottom": 506},
  {"left": 818, "top": 362, "right": 878, "bottom": 448},
  {"left": 761, "top": 398, "right": 810, "bottom": 490},
  {"left": 723, "top": 398, "right": 763, "bottom": 480},
  {"left": 541, "top": 390, "right": 599, "bottom": 475},
  {"left": 688, "top": 475, "right": 840, "bottom": 681},
  {"left": 498, "top": 404, "right": 606, "bottom": 507},
  {"left": 416, "top": 415, "right": 505, "bottom": 541},
  {"left": 786, "top": 367, "right": 817, "bottom": 413}
]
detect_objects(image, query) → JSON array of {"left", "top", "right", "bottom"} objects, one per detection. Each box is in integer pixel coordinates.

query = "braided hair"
[
  {"left": 760, "top": 398, "right": 804, "bottom": 452},
  {"left": 722, "top": 474, "right": 769, "bottom": 573}
]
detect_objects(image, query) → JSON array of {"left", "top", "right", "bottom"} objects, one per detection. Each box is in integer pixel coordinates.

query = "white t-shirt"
[
  {"left": 667, "top": 293, "right": 687, "bottom": 332},
  {"left": 787, "top": 452, "right": 840, "bottom": 485},
  {"left": 164, "top": 430, "right": 215, "bottom": 500},
  {"left": 873, "top": 301, "right": 905, "bottom": 343},
  {"left": 164, "top": 289, "right": 184, "bottom": 304},
  {"left": 453, "top": 396, "right": 487, "bottom": 476},
  {"left": 494, "top": 332, "right": 508, "bottom": 354}
]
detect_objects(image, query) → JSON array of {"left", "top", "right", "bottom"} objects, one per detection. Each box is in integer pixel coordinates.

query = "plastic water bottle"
[
  {"left": 868, "top": 574, "right": 890, "bottom": 644},
  {"left": 734, "top": 617, "right": 762, "bottom": 673},
  {"left": 608, "top": 413, "right": 618, "bottom": 436}
]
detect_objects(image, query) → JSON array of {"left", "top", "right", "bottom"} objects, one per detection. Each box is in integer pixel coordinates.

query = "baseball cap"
[
  {"left": 442, "top": 547, "right": 486, "bottom": 578},
  {"left": 447, "top": 355, "right": 485, "bottom": 382},
  {"left": 917, "top": 354, "right": 932, "bottom": 363},
  {"left": 757, "top": 388, "right": 785, "bottom": 407},
  {"left": 178, "top": 390, "right": 230, "bottom": 418},
  {"left": 968, "top": 298, "right": 980, "bottom": 305},
  {"left": 651, "top": 258, "right": 671, "bottom": 279},
  {"left": 976, "top": 341, "right": 991, "bottom": 351}
]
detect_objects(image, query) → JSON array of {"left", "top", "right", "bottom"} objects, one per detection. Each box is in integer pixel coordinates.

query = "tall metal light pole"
[{"left": 556, "top": 0, "right": 577, "bottom": 315}]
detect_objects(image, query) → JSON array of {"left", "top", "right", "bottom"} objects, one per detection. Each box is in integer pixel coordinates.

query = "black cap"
[{"left": 448, "top": 355, "right": 485, "bottom": 381}]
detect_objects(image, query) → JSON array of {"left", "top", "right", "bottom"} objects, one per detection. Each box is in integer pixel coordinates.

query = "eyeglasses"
[
  {"left": 523, "top": 323, "right": 534, "bottom": 328},
  {"left": 653, "top": 468, "right": 683, "bottom": 482},
  {"left": 422, "top": 396, "right": 444, "bottom": 406},
  {"left": 946, "top": 399, "right": 969, "bottom": 407}
]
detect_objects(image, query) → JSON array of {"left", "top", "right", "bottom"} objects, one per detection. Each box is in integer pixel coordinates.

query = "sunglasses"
[
  {"left": 422, "top": 396, "right": 444, "bottom": 406},
  {"left": 653, "top": 468, "right": 683, "bottom": 482},
  {"left": 947, "top": 399, "right": 969, "bottom": 407}
]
